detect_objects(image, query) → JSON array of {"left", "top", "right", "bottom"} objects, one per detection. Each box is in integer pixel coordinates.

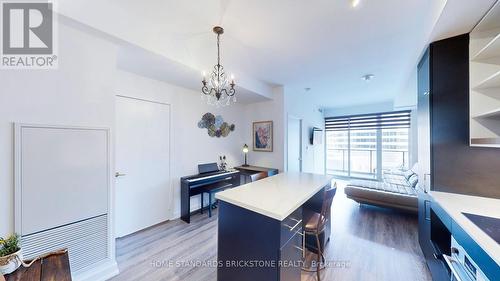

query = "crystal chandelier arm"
[
  {"left": 202, "top": 84, "right": 211, "bottom": 95},
  {"left": 227, "top": 85, "right": 236, "bottom": 97},
  {"left": 202, "top": 81, "right": 217, "bottom": 96},
  {"left": 220, "top": 87, "right": 235, "bottom": 98}
]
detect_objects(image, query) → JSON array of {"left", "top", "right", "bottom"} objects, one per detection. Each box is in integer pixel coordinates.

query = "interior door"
[
  {"left": 115, "top": 96, "right": 171, "bottom": 237},
  {"left": 287, "top": 117, "right": 302, "bottom": 172}
]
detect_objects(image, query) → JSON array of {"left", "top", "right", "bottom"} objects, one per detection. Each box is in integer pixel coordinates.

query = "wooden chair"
[
  {"left": 250, "top": 172, "right": 267, "bottom": 182},
  {"left": 302, "top": 182, "right": 337, "bottom": 281}
]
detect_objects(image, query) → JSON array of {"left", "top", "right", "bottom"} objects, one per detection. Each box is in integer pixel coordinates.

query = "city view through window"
[{"left": 325, "top": 111, "right": 410, "bottom": 180}]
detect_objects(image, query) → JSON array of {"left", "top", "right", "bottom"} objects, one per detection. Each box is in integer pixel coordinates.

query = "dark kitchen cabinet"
[{"left": 417, "top": 34, "right": 469, "bottom": 281}]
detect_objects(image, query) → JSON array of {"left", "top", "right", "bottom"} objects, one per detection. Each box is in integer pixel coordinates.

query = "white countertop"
[
  {"left": 215, "top": 172, "right": 333, "bottom": 221},
  {"left": 430, "top": 191, "right": 500, "bottom": 265}
]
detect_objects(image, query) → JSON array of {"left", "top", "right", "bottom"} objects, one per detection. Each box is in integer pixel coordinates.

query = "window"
[
  {"left": 349, "top": 129, "right": 377, "bottom": 179},
  {"left": 325, "top": 111, "right": 411, "bottom": 180},
  {"left": 382, "top": 127, "right": 409, "bottom": 171},
  {"left": 326, "top": 130, "right": 349, "bottom": 177}
]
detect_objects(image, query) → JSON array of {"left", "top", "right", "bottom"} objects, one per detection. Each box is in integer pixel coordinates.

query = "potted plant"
[{"left": 0, "top": 234, "right": 22, "bottom": 275}]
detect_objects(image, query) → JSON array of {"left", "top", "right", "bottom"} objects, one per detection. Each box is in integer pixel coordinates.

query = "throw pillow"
[
  {"left": 404, "top": 169, "right": 415, "bottom": 180},
  {"left": 408, "top": 174, "right": 418, "bottom": 188}
]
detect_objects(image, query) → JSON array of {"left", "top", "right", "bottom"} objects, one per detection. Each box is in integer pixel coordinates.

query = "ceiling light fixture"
[
  {"left": 201, "top": 26, "right": 236, "bottom": 106},
  {"left": 361, "top": 74, "right": 375, "bottom": 81},
  {"left": 351, "top": 0, "right": 361, "bottom": 8}
]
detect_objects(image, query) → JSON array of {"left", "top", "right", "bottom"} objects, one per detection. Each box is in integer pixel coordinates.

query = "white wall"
[
  {"left": 394, "top": 70, "right": 418, "bottom": 166},
  {"left": 0, "top": 16, "right": 254, "bottom": 239},
  {"left": 115, "top": 70, "right": 246, "bottom": 218},
  {"left": 242, "top": 87, "right": 285, "bottom": 171},
  {"left": 284, "top": 88, "right": 325, "bottom": 174},
  {"left": 240, "top": 85, "right": 326, "bottom": 175},
  {"left": 394, "top": 72, "right": 417, "bottom": 109},
  {"left": 0, "top": 21, "right": 118, "bottom": 237},
  {"left": 0, "top": 19, "right": 121, "bottom": 280}
]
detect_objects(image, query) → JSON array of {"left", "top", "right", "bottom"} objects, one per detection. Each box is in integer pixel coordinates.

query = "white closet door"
[{"left": 115, "top": 96, "right": 171, "bottom": 237}]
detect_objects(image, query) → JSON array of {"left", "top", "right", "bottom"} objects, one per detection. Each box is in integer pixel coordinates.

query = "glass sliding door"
[
  {"left": 349, "top": 129, "right": 377, "bottom": 179},
  {"left": 326, "top": 130, "right": 349, "bottom": 176},
  {"left": 381, "top": 127, "right": 409, "bottom": 171},
  {"left": 325, "top": 111, "right": 411, "bottom": 180}
]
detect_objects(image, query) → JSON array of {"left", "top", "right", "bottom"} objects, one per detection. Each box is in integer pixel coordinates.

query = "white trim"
[
  {"left": 73, "top": 259, "right": 119, "bottom": 281},
  {"left": 14, "top": 123, "right": 116, "bottom": 277},
  {"left": 14, "top": 123, "right": 22, "bottom": 235},
  {"left": 14, "top": 123, "right": 111, "bottom": 234}
]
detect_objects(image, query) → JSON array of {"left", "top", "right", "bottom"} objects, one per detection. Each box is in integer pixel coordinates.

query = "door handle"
[
  {"left": 442, "top": 254, "right": 466, "bottom": 281},
  {"left": 115, "top": 172, "right": 126, "bottom": 178}
]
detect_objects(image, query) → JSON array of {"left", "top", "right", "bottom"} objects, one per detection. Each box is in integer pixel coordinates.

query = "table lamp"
[{"left": 242, "top": 144, "right": 249, "bottom": 166}]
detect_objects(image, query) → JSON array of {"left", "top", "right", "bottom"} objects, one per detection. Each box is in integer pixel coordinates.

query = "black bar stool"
[{"left": 302, "top": 182, "right": 337, "bottom": 281}]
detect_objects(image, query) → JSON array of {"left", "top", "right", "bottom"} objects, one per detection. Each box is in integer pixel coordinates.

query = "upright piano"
[{"left": 180, "top": 163, "right": 240, "bottom": 223}]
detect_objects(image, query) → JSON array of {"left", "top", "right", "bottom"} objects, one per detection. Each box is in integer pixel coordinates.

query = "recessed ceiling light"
[
  {"left": 361, "top": 74, "right": 375, "bottom": 81},
  {"left": 351, "top": 0, "right": 361, "bottom": 8}
]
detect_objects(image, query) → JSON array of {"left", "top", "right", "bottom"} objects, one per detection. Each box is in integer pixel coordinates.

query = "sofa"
[{"left": 344, "top": 166, "right": 419, "bottom": 212}]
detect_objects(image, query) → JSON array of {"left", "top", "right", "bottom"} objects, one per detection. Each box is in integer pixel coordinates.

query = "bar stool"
[{"left": 302, "top": 182, "right": 337, "bottom": 281}]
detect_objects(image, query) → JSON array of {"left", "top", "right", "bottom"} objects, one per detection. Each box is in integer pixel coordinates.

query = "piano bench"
[{"left": 201, "top": 183, "right": 233, "bottom": 218}]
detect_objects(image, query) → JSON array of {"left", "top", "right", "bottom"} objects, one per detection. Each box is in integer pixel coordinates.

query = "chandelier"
[{"left": 201, "top": 26, "right": 236, "bottom": 106}]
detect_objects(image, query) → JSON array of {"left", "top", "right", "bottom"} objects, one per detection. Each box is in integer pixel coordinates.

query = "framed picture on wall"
[{"left": 253, "top": 121, "right": 273, "bottom": 152}]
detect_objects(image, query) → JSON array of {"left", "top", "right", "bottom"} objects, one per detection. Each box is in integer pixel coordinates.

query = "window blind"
[{"left": 325, "top": 110, "right": 411, "bottom": 131}]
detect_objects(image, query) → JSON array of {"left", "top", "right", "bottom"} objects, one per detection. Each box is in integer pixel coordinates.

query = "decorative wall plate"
[{"left": 198, "top": 113, "right": 235, "bottom": 138}]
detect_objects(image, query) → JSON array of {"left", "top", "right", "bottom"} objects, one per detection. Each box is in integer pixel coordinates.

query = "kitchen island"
[{"left": 215, "top": 172, "right": 333, "bottom": 281}]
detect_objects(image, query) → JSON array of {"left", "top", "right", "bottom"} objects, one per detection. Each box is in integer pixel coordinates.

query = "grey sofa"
[{"left": 344, "top": 168, "right": 419, "bottom": 212}]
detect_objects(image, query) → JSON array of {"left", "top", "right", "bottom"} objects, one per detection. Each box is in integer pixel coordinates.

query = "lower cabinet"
[
  {"left": 418, "top": 192, "right": 450, "bottom": 281},
  {"left": 279, "top": 230, "right": 302, "bottom": 281}
]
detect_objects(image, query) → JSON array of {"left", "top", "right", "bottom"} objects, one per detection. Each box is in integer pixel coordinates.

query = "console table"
[
  {"left": 234, "top": 165, "right": 279, "bottom": 176},
  {"left": 5, "top": 250, "right": 71, "bottom": 281},
  {"left": 234, "top": 165, "right": 279, "bottom": 184}
]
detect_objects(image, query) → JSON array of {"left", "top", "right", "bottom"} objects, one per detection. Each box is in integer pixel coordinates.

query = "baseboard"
[
  {"left": 172, "top": 211, "right": 180, "bottom": 220},
  {"left": 73, "top": 258, "right": 119, "bottom": 281}
]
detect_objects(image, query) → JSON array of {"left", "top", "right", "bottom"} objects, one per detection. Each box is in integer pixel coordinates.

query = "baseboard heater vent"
[{"left": 21, "top": 214, "right": 109, "bottom": 273}]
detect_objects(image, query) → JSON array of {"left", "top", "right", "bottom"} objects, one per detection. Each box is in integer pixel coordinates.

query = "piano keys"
[{"left": 180, "top": 163, "right": 240, "bottom": 223}]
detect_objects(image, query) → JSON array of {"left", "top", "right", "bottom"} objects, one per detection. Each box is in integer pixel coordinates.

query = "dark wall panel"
[{"left": 430, "top": 34, "right": 500, "bottom": 198}]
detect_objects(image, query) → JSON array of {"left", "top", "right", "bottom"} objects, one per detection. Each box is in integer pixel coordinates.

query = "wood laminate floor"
[{"left": 111, "top": 181, "right": 431, "bottom": 281}]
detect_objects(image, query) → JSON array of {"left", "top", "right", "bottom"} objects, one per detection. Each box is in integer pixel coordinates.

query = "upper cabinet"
[{"left": 470, "top": 2, "right": 500, "bottom": 148}]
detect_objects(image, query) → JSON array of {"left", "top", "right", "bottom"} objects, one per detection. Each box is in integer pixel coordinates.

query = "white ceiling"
[
  {"left": 58, "top": 0, "right": 496, "bottom": 108},
  {"left": 116, "top": 43, "right": 272, "bottom": 104},
  {"left": 429, "top": 0, "right": 497, "bottom": 42}
]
